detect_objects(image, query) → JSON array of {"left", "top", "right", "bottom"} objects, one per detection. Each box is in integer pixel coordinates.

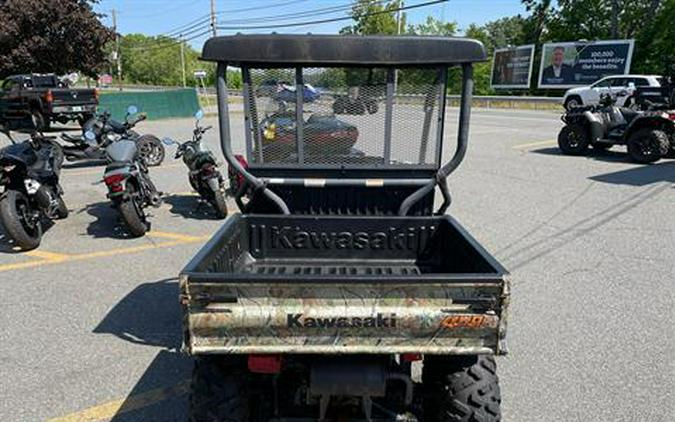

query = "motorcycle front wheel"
[
  {"left": 0, "top": 190, "right": 42, "bottom": 250},
  {"left": 211, "top": 188, "right": 229, "bottom": 219}
]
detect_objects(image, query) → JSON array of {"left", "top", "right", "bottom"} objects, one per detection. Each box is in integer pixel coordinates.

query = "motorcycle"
[
  {"left": 95, "top": 106, "right": 162, "bottom": 237},
  {"left": 0, "top": 127, "right": 68, "bottom": 250},
  {"left": 162, "top": 110, "right": 228, "bottom": 218},
  {"left": 61, "top": 108, "right": 165, "bottom": 166}
]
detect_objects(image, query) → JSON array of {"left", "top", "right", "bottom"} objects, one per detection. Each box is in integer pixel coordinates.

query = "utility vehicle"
[
  {"left": 558, "top": 93, "right": 674, "bottom": 163},
  {"left": 181, "top": 35, "right": 510, "bottom": 422}
]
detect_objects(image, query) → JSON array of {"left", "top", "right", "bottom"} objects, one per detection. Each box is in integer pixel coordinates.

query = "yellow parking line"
[
  {"left": 0, "top": 232, "right": 210, "bottom": 273},
  {"left": 46, "top": 380, "right": 190, "bottom": 422},
  {"left": 512, "top": 139, "right": 557, "bottom": 150},
  {"left": 24, "top": 250, "right": 72, "bottom": 261},
  {"left": 148, "top": 230, "right": 206, "bottom": 242}
]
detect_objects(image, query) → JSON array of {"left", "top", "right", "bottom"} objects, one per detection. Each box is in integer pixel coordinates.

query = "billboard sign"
[
  {"left": 490, "top": 44, "right": 535, "bottom": 89},
  {"left": 538, "top": 40, "right": 635, "bottom": 88}
]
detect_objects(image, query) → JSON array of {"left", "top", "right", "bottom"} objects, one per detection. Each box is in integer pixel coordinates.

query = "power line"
[
  {"left": 215, "top": 0, "right": 448, "bottom": 31},
  {"left": 127, "top": 29, "right": 212, "bottom": 53},
  {"left": 217, "top": 0, "right": 384, "bottom": 25}
]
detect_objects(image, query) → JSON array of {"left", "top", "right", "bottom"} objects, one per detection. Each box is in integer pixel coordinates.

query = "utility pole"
[
  {"left": 112, "top": 9, "right": 122, "bottom": 91},
  {"left": 180, "top": 34, "right": 187, "bottom": 88},
  {"left": 210, "top": 0, "right": 217, "bottom": 37},
  {"left": 394, "top": 1, "right": 403, "bottom": 90}
]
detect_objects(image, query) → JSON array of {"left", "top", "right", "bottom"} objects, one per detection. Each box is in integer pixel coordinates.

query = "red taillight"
[
  {"left": 248, "top": 354, "right": 282, "bottom": 374},
  {"left": 668, "top": 113, "right": 675, "bottom": 121},
  {"left": 201, "top": 163, "right": 216, "bottom": 176},
  {"left": 401, "top": 353, "right": 423, "bottom": 362},
  {"left": 230, "top": 154, "right": 248, "bottom": 188},
  {"left": 44, "top": 90, "right": 53, "bottom": 104},
  {"left": 234, "top": 154, "right": 248, "bottom": 168},
  {"left": 104, "top": 174, "right": 125, "bottom": 192}
]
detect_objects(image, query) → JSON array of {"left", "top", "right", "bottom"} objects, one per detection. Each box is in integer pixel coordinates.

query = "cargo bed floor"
[{"left": 242, "top": 259, "right": 429, "bottom": 276}]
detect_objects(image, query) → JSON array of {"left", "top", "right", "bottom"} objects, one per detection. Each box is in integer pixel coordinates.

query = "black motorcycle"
[
  {"left": 0, "top": 129, "right": 68, "bottom": 250},
  {"left": 163, "top": 110, "right": 228, "bottom": 218},
  {"left": 92, "top": 107, "right": 162, "bottom": 237},
  {"left": 61, "top": 108, "right": 165, "bottom": 166}
]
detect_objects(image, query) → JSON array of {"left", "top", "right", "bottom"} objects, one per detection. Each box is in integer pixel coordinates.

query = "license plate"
[{"left": 71, "top": 106, "right": 83, "bottom": 112}]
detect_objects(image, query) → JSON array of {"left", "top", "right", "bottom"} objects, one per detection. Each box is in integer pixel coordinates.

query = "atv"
[
  {"left": 181, "top": 35, "right": 509, "bottom": 422},
  {"left": 558, "top": 93, "right": 675, "bottom": 163}
]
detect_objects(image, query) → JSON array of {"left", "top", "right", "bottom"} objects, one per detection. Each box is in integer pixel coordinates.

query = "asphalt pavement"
[{"left": 1, "top": 107, "right": 673, "bottom": 421}]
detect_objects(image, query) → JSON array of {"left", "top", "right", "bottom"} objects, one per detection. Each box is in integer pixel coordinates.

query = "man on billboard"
[{"left": 541, "top": 46, "right": 574, "bottom": 85}]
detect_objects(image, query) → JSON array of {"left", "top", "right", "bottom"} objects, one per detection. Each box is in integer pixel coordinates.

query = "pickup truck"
[
  {"left": 0, "top": 73, "right": 98, "bottom": 130},
  {"left": 181, "top": 35, "right": 509, "bottom": 422}
]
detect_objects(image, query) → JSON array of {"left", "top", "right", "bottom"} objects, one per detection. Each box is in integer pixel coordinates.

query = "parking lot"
[{"left": 1, "top": 107, "right": 673, "bottom": 421}]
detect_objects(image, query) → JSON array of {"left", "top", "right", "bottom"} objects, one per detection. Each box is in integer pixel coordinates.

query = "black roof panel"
[{"left": 201, "top": 34, "right": 487, "bottom": 66}]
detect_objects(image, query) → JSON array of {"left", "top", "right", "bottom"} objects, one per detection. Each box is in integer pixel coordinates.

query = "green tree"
[
  {"left": 340, "top": 0, "right": 404, "bottom": 35},
  {"left": 409, "top": 16, "right": 456, "bottom": 36},
  {"left": 0, "top": 0, "right": 114, "bottom": 78}
]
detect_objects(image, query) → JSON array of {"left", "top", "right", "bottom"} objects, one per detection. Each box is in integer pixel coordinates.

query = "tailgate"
[
  {"left": 181, "top": 278, "right": 509, "bottom": 355},
  {"left": 51, "top": 89, "right": 98, "bottom": 107}
]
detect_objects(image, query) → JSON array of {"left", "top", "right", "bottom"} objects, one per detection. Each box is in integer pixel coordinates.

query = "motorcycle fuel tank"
[{"left": 106, "top": 139, "right": 137, "bottom": 163}]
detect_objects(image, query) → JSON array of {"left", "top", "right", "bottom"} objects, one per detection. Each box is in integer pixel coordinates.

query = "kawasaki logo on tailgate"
[
  {"left": 288, "top": 313, "right": 397, "bottom": 328},
  {"left": 267, "top": 225, "right": 436, "bottom": 250}
]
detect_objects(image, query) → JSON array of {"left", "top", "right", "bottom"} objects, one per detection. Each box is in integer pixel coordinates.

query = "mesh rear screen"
[{"left": 244, "top": 66, "right": 446, "bottom": 168}]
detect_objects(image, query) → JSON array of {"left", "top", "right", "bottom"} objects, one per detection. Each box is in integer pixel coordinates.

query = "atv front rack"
[{"left": 202, "top": 35, "right": 487, "bottom": 216}]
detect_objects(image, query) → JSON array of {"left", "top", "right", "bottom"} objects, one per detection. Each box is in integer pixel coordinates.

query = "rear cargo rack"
[{"left": 201, "top": 35, "right": 487, "bottom": 216}]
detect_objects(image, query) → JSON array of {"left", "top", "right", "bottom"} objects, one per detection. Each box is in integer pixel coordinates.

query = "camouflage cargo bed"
[{"left": 180, "top": 214, "right": 510, "bottom": 356}]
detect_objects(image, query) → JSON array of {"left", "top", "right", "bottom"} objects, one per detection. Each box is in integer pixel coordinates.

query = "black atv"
[{"left": 558, "top": 94, "right": 674, "bottom": 163}]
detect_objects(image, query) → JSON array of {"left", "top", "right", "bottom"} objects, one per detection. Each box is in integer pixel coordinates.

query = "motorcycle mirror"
[
  {"left": 84, "top": 130, "right": 96, "bottom": 141},
  {"left": 162, "top": 137, "right": 177, "bottom": 146},
  {"left": 126, "top": 105, "right": 139, "bottom": 115},
  {"left": 194, "top": 109, "right": 204, "bottom": 121}
]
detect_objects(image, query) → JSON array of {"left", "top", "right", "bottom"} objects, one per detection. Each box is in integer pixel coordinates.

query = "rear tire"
[
  {"left": 211, "top": 189, "right": 229, "bottom": 219},
  {"left": 423, "top": 355, "right": 501, "bottom": 422},
  {"left": 189, "top": 356, "right": 249, "bottom": 422},
  {"left": 117, "top": 183, "right": 148, "bottom": 237},
  {"left": 136, "top": 135, "right": 166, "bottom": 167},
  {"left": 0, "top": 190, "right": 42, "bottom": 250},
  {"left": 558, "top": 124, "right": 590, "bottom": 155},
  {"left": 136, "top": 135, "right": 165, "bottom": 167},
  {"left": 55, "top": 195, "right": 68, "bottom": 219},
  {"left": 627, "top": 129, "right": 669, "bottom": 164}
]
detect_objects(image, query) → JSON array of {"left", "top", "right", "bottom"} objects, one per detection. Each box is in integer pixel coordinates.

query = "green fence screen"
[{"left": 99, "top": 88, "right": 200, "bottom": 121}]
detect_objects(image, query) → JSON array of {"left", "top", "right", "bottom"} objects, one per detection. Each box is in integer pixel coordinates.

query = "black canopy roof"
[{"left": 201, "top": 34, "right": 487, "bottom": 66}]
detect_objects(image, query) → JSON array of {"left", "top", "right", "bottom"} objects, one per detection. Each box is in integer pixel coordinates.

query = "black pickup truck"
[{"left": 0, "top": 73, "right": 98, "bottom": 130}]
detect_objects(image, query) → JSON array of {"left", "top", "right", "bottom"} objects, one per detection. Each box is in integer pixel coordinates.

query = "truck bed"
[{"left": 181, "top": 215, "right": 510, "bottom": 355}]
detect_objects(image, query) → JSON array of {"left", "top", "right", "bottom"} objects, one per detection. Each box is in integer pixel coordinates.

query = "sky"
[{"left": 94, "top": 0, "right": 529, "bottom": 49}]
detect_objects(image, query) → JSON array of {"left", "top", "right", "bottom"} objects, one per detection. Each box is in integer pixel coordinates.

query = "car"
[
  {"left": 0, "top": 73, "right": 98, "bottom": 130},
  {"left": 255, "top": 79, "right": 320, "bottom": 103},
  {"left": 562, "top": 74, "right": 664, "bottom": 110}
]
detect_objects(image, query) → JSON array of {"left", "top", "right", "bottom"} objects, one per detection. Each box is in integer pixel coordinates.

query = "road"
[{"left": 1, "top": 108, "right": 673, "bottom": 421}]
